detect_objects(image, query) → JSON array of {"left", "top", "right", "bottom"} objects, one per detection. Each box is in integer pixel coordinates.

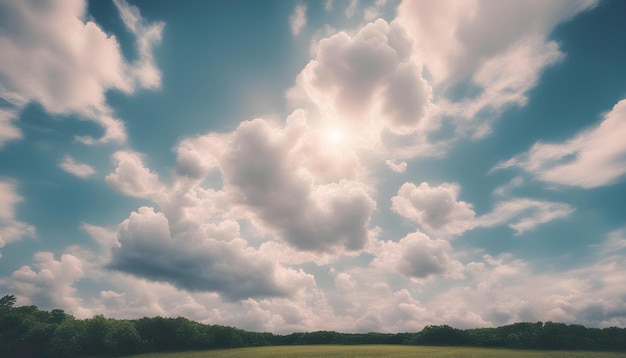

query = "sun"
[{"left": 329, "top": 129, "right": 344, "bottom": 142}]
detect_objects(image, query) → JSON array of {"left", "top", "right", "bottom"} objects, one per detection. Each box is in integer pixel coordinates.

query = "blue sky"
[{"left": 1, "top": 0, "right": 626, "bottom": 332}]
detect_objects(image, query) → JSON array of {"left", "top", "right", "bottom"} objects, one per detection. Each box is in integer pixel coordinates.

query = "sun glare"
[{"left": 329, "top": 129, "right": 344, "bottom": 142}]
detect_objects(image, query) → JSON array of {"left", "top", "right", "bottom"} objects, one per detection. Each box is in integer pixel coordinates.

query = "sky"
[{"left": 1, "top": 0, "right": 626, "bottom": 333}]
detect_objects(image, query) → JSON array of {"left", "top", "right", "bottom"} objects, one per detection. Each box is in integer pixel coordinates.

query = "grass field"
[{"left": 127, "top": 345, "right": 626, "bottom": 357}]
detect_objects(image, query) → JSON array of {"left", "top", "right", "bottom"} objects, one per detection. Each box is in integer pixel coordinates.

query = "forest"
[{"left": 1, "top": 295, "right": 625, "bottom": 357}]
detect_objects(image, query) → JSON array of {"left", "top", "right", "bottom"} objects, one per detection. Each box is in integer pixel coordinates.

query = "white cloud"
[
  {"left": 113, "top": 0, "right": 164, "bottom": 90},
  {"left": 478, "top": 198, "right": 574, "bottom": 235},
  {"left": 0, "top": 0, "right": 163, "bottom": 146},
  {"left": 0, "top": 108, "right": 21, "bottom": 148},
  {"left": 364, "top": 0, "right": 388, "bottom": 21},
  {"left": 59, "top": 155, "right": 96, "bottom": 178},
  {"left": 292, "top": 19, "right": 432, "bottom": 141},
  {"left": 0, "top": 180, "right": 36, "bottom": 255},
  {"left": 105, "top": 151, "right": 162, "bottom": 198},
  {"left": 289, "top": 4, "right": 307, "bottom": 37},
  {"left": 493, "top": 99, "right": 626, "bottom": 188},
  {"left": 492, "top": 176, "right": 524, "bottom": 196},
  {"left": 592, "top": 228, "right": 626, "bottom": 255},
  {"left": 1, "top": 252, "right": 91, "bottom": 317},
  {"left": 371, "top": 231, "right": 464, "bottom": 281},
  {"left": 345, "top": 0, "right": 359, "bottom": 18},
  {"left": 392, "top": 182, "right": 475, "bottom": 236},
  {"left": 334, "top": 272, "right": 357, "bottom": 290},
  {"left": 423, "top": 250, "right": 626, "bottom": 328},
  {"left": 218, "top": 117, "right": 376, "bottom": 253},
  {"left": 397, "top": 0, "right": 597, "bottom": 85},
  {"left": 385, "top": 159, "right": 407, "bottom": 173},
  {"left": 396, "top": 0, "right": 597, "bottom": 139},
  {"left": 392, "top": 181, "right": 573, "bottom": 236}
]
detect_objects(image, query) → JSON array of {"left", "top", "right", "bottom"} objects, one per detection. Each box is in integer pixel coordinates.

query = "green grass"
[{"left": 127, "top": 345, "right": 626, "bottom": 357}]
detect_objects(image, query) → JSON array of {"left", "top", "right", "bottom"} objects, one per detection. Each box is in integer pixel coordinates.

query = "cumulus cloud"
[
  {"left": 109, "top": 206, "right": 294, "bottom": 301},
  {"left": 392, "top": 182, "right": 476, "bottom": 236},
  {"left": 292, "top": 19, "right": 432, "bottom": 138},
  {"left": 59, "top": 155, "right": 96, "bottom": 178},
  {"left": 289, "top": 3, "right": 307, "bottom": 37},
  {"left": 392, "top": 181, "right": 573, "bottom": 236},
  {"left": 493, "top": 99, "right": 626, "bottom": 188},
  {"left": 334, "top": 272, "right": 357, "bottom": 290},
  {"left": 371, "top": 231, "right": 464, "bottom": 281},
  {"left": 0, "top": 180, "right": 36, "bottom": 255},
  {"left": 218, "top": 117, "right": 375, "bottom": 253},
  {"left": 0, "top": 0, "right": 163, "bottom": 145},
  {"left": 385, "top": 159, "right": 407, "bottom": 173},
  {"left": 105, "top": 151, "right": 162, "bottom": 198},
  {"left": 1, "top": 252, "right": 90, "bottom": 317}
]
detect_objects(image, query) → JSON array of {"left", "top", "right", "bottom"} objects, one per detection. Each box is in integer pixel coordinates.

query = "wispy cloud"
[
  {"left": 59, "top": 156, "right": 96, "bottom": 179},
  {"left": 493, "top": 99, "right": 626, "bottom": 188},
  {"left": 289, "top": 4, "right": 307, "bottom": 37}
]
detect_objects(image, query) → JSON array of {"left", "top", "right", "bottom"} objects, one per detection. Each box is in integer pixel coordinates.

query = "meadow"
[{"left": 128, "top": 345, "right": 626, "bottom": 357}]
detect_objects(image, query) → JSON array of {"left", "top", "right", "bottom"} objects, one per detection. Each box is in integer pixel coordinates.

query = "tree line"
[{"left": 1, "top": 295, "right": 624, "bottom": 357}]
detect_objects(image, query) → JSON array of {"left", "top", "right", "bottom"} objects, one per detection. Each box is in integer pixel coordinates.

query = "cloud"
[
  {"left": 112, "top": 0, "right": 164, "bottom": 90},
  {"left": 0, "top": 0, "right": 163, "bottom": 145},
  {"left": 109, "top": 206, "right": 294, "bottom": 301},
  {"left": 392, "top": 181, "right": 573, "bottom": 236},
  {"left": 289, "top": 4, "right": 307, "bottom": 37},
  {"left": 371, "top": 231, "right": 464, "bottom": 281},
  {"left": 425, "top": 249, "right": 626, "bottom": 328},
  {"left": 364, "top": 0, "right": 389, "bottom": 21},
  {"left": 334, "top": 272, "right": 357, "bottom": 290},
  {"left": 478, "top": 198, "right": 574, "bottom": 235},
  {"left": 397, "top": 0, "right": 597, "bottom": 85},
  {"left": 492, "top": 176, "right": 524, "bottom": 196},
  {"left": 105, "top": 151, "right": 162, "bottom": 198},
  {"left": 345, "top": 0, "right": 359, "bottom": 18},
  {"left": 325, "top": 0, "right": 334, "bottom": 12},
  {"left": 594, "top": 228, "right": 626, "bottom": 255},
  {"left": 396, "top": 0, "right": 597, "bottom": 139},
  {"left": 392, "top": 182, "right": 476, "bottom": 236},
  {"left": 59, "top": 155, "right": 96, "bottom": 178},
  {"left": 493, "top": 99, "right": 626, "bottom": 188},
  {"left": 0, "top": 180, "right": 36, "bottom": 255},
  {"left": 1, "top": 252, "right": 90, "bottom": 317},
  {"left": 218, "top": 117, "right": 376, "bottom": 253},
  {"left": 0, "top": 108, "right": 21, "bottom": 148},
  {"left": 292, "top": 19, "right": 432, "bottom": 139},
  {"left": 385, "top": 159, "right": 407, "bottom": 173}
]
